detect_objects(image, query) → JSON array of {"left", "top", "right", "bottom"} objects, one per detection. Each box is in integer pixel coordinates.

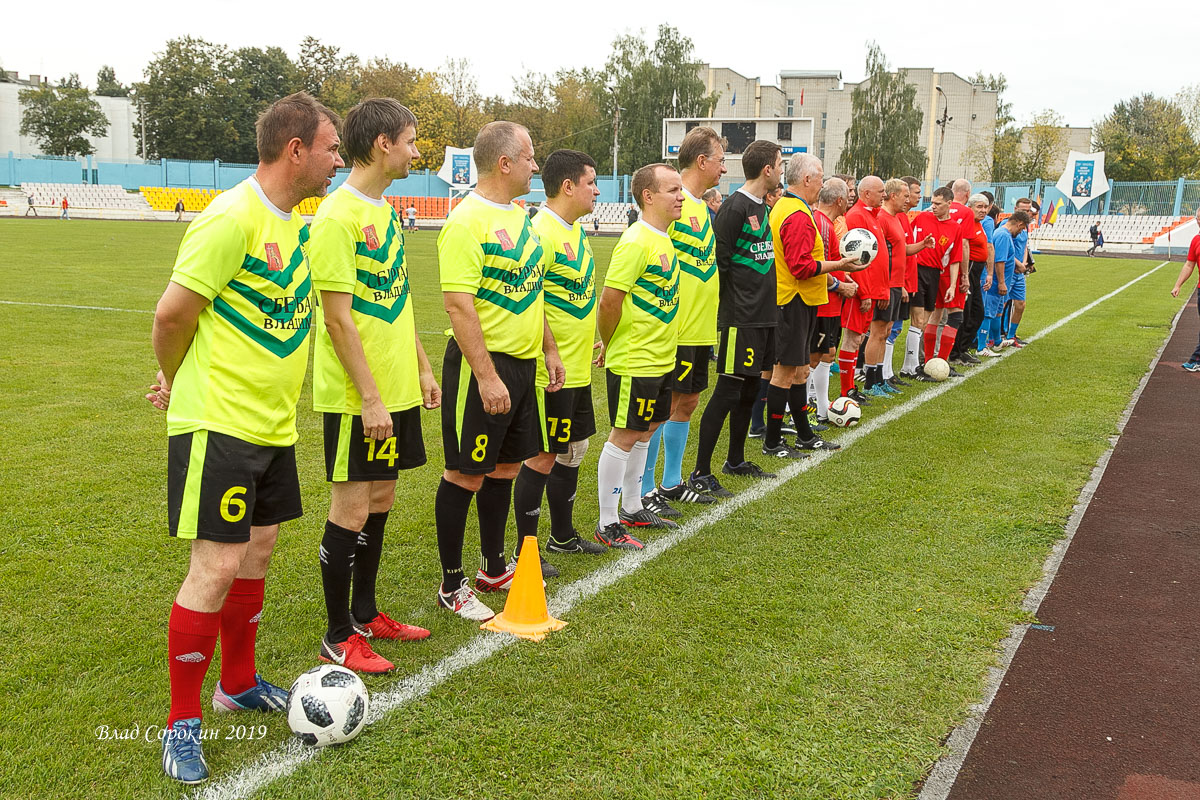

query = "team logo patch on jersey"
[
  {"left": 563, "top": 241, "right": 576, "bottom": 261},
  {"left": 749, "top": 215, "right": 760, "bottom": 230},
  {"left": 689, "top": 216, "right": 700, "bottom": 232},
  {"left": 495, "top": 229, "right": 514, "bottom": 250},
  {"left": 658, "top": 253, "right": 671, "bottom": 272},
  {"left": 363, "top": 224, "right": 380, "bottom": 250},
  {"left": 939, "top": 235, "right": 949, "bottom": 246},
  {"left": 264, "top": 242, "right": 284, "bottom": 272}
]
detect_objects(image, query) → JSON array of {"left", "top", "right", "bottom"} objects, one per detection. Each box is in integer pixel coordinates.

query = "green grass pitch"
[{"left": 0, "top": 218, "right": 1185, "bottom": 799}]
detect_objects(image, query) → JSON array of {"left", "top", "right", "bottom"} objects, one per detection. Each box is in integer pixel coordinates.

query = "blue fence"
[{"left": 3, "top": 152, "right": 631, "bottom": 204}]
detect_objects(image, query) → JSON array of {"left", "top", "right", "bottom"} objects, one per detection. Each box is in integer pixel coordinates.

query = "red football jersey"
[
  {"left": 966, "top": 217, "right": 989, "bottom": 262},
  {"left": 897, "top": 211, "right": 918, "bottom": 293},
  {"left": 1191, "top": 235, "right": 1200, "bottom": 285},
  {"left": 844, "top": 201, "right": 887, "bottom": 300},
  {"left": 814, "top": 209, "right": 843, "bottom": 317},
  {"left": 913, "top": 211, "right": 963, "bottom": 271},
  {"left": 877, "top": 209, "right": 908, "bottom": 289}
]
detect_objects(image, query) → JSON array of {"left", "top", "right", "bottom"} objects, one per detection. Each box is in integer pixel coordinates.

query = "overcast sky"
[{"left": 4, "top": 1, "right": 1196, "bottom": 129}]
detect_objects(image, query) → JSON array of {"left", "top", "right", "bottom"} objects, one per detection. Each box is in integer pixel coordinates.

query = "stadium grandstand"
[
  {"left": 1031, "top": 214, "right": 1195, "bottom": 250},
  {"left": 141, "top": 186, "right": 219, "bottom": 212},
  {"left": 23, "top": 182, "right": 145, "bottom": 211}
]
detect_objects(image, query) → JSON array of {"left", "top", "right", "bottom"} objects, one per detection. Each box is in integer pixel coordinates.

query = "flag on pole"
[
  {"left": 1045, "top": 198, "right": 1064, "bottom": 225},
  {"left": 800, "top": 89, "right": 804, "bottom": 105},
  {"left": 671, "top": 89, "right": 678, "bottom": 114},
  {"left": 731, "top": 91, "right": 736, "bottom": 107}
]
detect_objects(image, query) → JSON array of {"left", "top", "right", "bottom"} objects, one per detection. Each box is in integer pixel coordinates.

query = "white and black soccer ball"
[
  {"left": 286, "top": 665, "right": 368, "bottom": 747},
  {"left": 828, "top": 396, "right": 862, "bottom": 428},
  {"left": 839, "top": 228, "right": 879, "bottom": 266},
  {"left": 923, "top": 357, "right": 951, "bottom": 382}
]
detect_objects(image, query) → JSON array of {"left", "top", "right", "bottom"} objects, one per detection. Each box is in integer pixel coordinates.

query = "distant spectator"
[
  {"left": 1088, "top": 222, "right": 1102, "bottom": 256},
  {"left": 592, "top": 216, "right": 599, "bottom": 234},
  {"left": 626, "top": 203, "right": 638, "bottom": 227},
  {"left": 25, "top": 193, "right": 37, "bottom": 217},
  {"left": 764, "top": 184, "right": 783, "bottom": 209},
  {"left": 60, "top": 196, "right": 69, "bottom": 220},
  {"left": 702, "top": 187, "right": 722, "bottom": 224},
  {"left": 174, "top": 198, "right": 185, "bottom": 222},
  {"left": 405, "top": 204, "right": 417, "bottom": 231},
  {"left": 527, "top": 202, "right": 538, "bottom": 218}
]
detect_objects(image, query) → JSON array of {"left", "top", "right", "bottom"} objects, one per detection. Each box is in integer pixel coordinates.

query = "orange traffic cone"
[{"left": 480, "top": 536, "right": 567, "bottom": 641}]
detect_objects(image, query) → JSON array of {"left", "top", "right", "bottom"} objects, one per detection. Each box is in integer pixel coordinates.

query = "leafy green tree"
[
  {"left": 1021, "top": 110, "right": 1066, "bottom": 181},
  {"left": 604, "top": 25, "right": 715, "bottom": 174},
  {"left": 225, "top": 46, "right": 301, "bottom": 163},
  {"left": 838, "top": 44, "right": 926, "bottom": 179},
  {"left": 968, "top": 71, "right": 1024, "bottom": 181},
  {"left": 95, "top": 65, "right": 128, "bottom": 97},
  {"left": 438, "top": 58, "right": 489, "bottom": 148},
  {"left": 1173, "top": 84, "right": 1200, "bottom": 143},
  {"left": 19, "top": 75, "right": 109, "bottom": 156},
  {"left": 1093, "top": 93, "right": 1200, "bottom": 180},
  {"left": 135, "top": 37, "right": 239, "bottom": 160},
  {"left": 296, "top": 36, "right": 359, "bottom": 112},
  {"left": 485, "top": 68, "right": 611, "bottom": 168}
]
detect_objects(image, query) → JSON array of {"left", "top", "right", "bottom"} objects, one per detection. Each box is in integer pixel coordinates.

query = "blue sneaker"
[
  {"left": 864, "top": 384, "right": 891, "bottom": 398},
  {"left": 1183, "top": 362, "right": 1200, "bottom": 373},
  {"left": 162, "top": 717, "right": 209, "bottom": 784},
  {"left": 880, "top": 381, "right": 902, "bottom": 395},
  {"left": 212, "top": 674, "right": 288, "bottom": 713}
]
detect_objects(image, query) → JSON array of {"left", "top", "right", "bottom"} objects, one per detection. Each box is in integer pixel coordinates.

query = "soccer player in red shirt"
[
  {"left": 953, "top": 194, "right": 995, "bottom": 362},
  {"left": 810, "top": 177, "right": 858, "bottom": 421},
  {"left": 897, "top": 176, "right": 928, "bottom": 378},
  {"left": 947, "top": 179, "right": 978, "bottom": 363},
  {"left": 843, "top": 176, "right": 892, "bottom": 396},
  {"left": 870, "top": 179, "right": 930, "bottom": 397},
  {"left": 911, "top": 187, "right": 965, "bottom": 377},
  {"left": 1170, "top": 206, "right": 1200, "bottom": 370}
]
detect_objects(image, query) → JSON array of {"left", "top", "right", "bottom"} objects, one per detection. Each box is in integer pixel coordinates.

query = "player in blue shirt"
[
  {"left": 978, "top": 210, "right": 1031, "bottom": 356},
  {"left": 1003, "top": 198, "right": 1035, "bottom": 347}
]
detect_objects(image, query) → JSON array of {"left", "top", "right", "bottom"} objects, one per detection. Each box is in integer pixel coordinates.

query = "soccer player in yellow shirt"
[
  {"left": 511, "top": 149, "right": 608, "bottom": 564},
  {"left": 435, "top": 122, "right": 565, "bottom": 621},
  {"left": 308, "top": 99, "right": 440, "bottom": 675},
  {"left": 148, "top": 93, "right": 342, "bottom": 784},
  {"left": 595, "top": 164, "right": 685, "bottom": 547},
  {"left": 642, "top": 127, "right": 727, "bottom": 512}
]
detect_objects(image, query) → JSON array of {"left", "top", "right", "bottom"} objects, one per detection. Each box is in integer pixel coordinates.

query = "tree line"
[{"left": 10, "top": 40, "right": 1200, "bottom": 183}]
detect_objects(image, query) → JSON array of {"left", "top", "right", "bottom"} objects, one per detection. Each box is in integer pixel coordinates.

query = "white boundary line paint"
[
  {"left": 0, "top": 299, "right": 154, "bottom": 314},
  {"left": 192, "top": 261, "right": 1171, "bottom": 800},
  {"left": 917, "top": 260, "right": 1178, "bottom": 800}
]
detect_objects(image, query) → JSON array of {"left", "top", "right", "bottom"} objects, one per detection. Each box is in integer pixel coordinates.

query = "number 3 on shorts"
[
  {"left": 471, "top": 434, "right": 489, "bottom": 462},
  {"left": 743, "top": 347, "right": 755, "bottom": 367}
]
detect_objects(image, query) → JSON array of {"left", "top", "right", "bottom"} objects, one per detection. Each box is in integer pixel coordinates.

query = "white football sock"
[
  {"left": 621, "top": 440, "right": 650, "bottom": 513},
  {"left": 597, "top": 441, "right": 629, "bottom": 527},
  {"left": 903, "top": 328, "right": 922, "bottom": 373},
  {"left": 813, "top": 361, "right": 832, "bottom": 419},
  {"left": 883, "top": 342, "right": 895, "bottom": 380}
]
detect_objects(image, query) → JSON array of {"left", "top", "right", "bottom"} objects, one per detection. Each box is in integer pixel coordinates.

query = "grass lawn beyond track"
[{"left": 0, "top": 217, "right": 1184, "bottom": 799}]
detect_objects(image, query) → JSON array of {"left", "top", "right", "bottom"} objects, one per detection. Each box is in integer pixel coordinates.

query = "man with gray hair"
[
  {"left": 952, "top": 193, "right": 995, "bottom": 362},
  {"left": 809, "top": 177, "right": 859, "bottom": 420},
  {"left": 844, "top": 176, "right": 891, "bottom": 397},
  {"left": 433, "top": 121, "right": 565, "bottom": 621},
  {"left": 947, "top": 179, "right": 978, "bottom": 364},
  {"left": 765, "top": 154, "right": 861, "bottom": 456}
]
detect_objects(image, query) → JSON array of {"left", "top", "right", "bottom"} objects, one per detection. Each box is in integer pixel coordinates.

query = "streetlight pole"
[{"left": 933, "top": 85, "right": 951, "bottom": 190}]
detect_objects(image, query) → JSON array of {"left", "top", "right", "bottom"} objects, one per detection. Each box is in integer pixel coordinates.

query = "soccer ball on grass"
[{"left": 286, "top": 665, "right": 368, "bottom": 746}]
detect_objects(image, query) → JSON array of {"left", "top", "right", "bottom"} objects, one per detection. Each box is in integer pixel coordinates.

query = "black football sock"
[
  {"left": 435, "top": 478, "right": 474, "bottom": 593},
  {"left": 512, "top": 465, "right": 550, "bottom": 557},
  {"left": 789, "top": 383, "right": 814, "bottom": 440},
  {"left": 695, "top": 375, "right": 740, "bottom": 476},
  {"left": 726, "top": 376, "right": 761, "bottom": 466},
  {"left": 765, "top": 384, "right": 789, "bottom": 448},
  {"left": 546, "top": 462, "right": 580, "bottom": 542},
  {"left": 350, "top": 511, "right": 388, "bottom": 623},
  {"left": 320, "top": 520, "right": 360, "bottom": 643},
  {"left": 476, "top": 476, "right": 512, "bottom": 575}
]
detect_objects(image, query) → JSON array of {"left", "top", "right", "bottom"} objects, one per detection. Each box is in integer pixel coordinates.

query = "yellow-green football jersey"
[
  {"left": 167, "top": 177, "right": 312, "bottom": 447},
  {"left": 669, "top": 188, "right": 719, "bottom": 346},
  {"left": 603, "top": 221, "right": 679, "bottom": 376},
  {"left": 309, "top": 185, "right": 421, "bottom": 414},
  {"left": 532, "top": 207, "right": 596, "bottom": 389},
  {"left": 438, "top": 193, "right": 545, "bottom": 360}
]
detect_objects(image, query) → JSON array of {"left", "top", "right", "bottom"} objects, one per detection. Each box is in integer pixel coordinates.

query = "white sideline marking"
[
  {"left": 917, "top": 260, "right": 1175, "bottom": 800},
  {"left": 0, "top": 299, "right": 153, "bottom": 314},
  {"left": 192, "top": 261, "right": 1170, "bottom": 800}
]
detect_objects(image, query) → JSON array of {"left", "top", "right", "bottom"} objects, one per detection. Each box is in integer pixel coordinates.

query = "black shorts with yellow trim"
[
  {"left": 168, "top": 429, "right": 303, "bottom": 543},
  {"left": 441, "top": 338, "right": 539, "bottom": 475},
  {"left": 812, "top": 316, "right": 842, "bottom": 354},
  {"left": 323, "top": 407, "right": 426, "bottom": 482},
  {"left": 606, "top": 370, "right": 672, "bottom": 431},
  {"left": 538, "top": 385, "right": 597, "bottom": 454},
  {"left": 671, "top": 344, "right": 711, "bottom": 394},
  {"left": 717, "top": 326, "right": 775, "bottom": 378},
  {"left": 775, "top": 295, "right": 818, "bottom": 367}
]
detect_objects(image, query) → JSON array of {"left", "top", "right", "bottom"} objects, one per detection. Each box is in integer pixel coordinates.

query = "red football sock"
[
  {"left": 219, "top": 577, "right": 265, "bottom": 695},
  {"left": 938, "top": 326, "right": 958, "bottom": 360},
  {"left": 167, "top": 603, "right": 220, "bottom": 726},
  {"left": 837, "top": 350, "right": 857, "bottom": 395},
  {"left": 923, "top": 324, "right": 938, "bottom": 362}
]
